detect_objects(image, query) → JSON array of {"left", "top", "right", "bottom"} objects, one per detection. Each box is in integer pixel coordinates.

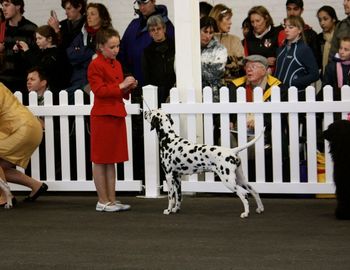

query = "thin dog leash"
[{"left": 141, "top": 95, "right": 152, "bottom": 112}]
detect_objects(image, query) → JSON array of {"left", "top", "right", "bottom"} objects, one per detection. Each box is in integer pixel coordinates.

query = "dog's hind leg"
[
  {"left": 235, "top": 185, "right": 250, "bottom": 218},
  {"left": 236, "top": 165, "right": 264, "bottom": 214},
  {"left": 164, "top": 173, "right": 176, "bottom": 215},
  {"left": 171, "top": 173, "right": 182, "bottom": 213},
  {"left": 219, "top": 173, "right": 250, "bottom": 218}
]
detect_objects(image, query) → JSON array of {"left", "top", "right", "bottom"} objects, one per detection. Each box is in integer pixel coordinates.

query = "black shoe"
[{"left": 24, "top": 183, "right": 48, "bottom": 202}]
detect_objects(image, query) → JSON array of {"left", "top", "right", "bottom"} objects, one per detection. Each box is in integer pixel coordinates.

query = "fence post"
[{"left": 142, "top": 85, "right": 161, "bottom": 197}]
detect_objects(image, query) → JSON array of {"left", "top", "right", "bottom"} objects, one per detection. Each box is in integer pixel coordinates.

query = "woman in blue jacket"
[{"left": 275, "top": 16, "right": 319, "bottom": 100}]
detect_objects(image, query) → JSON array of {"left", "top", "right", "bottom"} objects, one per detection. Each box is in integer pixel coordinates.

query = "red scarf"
[
  {"left": 245, "top": 84, "right": 253, "bottom": 102},
  {"left": 85, "top": 25, "right": 100, "bottom": 36}
]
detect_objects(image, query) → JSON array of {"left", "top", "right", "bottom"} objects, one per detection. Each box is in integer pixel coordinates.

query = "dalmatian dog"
[
  {"left": 144, "top": 109, "right": 264, "bottom": 218},
  {"left": 0, "top": 178, "right": 14, "bottom": 209}
]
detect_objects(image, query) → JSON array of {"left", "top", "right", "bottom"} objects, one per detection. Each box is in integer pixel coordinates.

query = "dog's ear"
[
  {"left": 166, "top": 114, "right": 174, "bottom": 125},
  {"left": 150, "top": 116, "right": 159, "bottom": 131}
]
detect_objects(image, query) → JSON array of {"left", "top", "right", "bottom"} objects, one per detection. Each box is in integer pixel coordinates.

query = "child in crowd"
[
  {"left": 87, "top": 28, "right": 138, "bottom": 212},
  {"left": 275, "top": 15, "right": 319, "bottom": 100},
  {"left": 322, "top": 37, "right": 350, "bottom": 100},
  {"left": 19, "top": 25, "right": 72, "bottom": 103}
]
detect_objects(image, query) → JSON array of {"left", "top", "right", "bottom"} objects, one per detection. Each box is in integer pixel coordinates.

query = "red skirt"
[{"left": 90, "top": 115, "right": 129, "bottom": 164}]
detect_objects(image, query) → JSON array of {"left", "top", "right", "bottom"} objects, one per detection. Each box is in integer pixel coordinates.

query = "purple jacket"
[{"left": 119, "top": 5, "right": 174, "bottom": 86}]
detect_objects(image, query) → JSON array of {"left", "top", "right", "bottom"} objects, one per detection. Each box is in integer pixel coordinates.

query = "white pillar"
[
  {"left": 173, "top": 0, "right": 203, "bottom": 145},
  {"left": 174, "top": 0, "right": 202, "bottom": 103},
  {"left": 142, "top": 85, "right": 161, "bottom": 198}
]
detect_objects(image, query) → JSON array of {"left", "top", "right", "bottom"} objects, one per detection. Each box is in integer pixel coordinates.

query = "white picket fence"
[
  {"left": 10, "top": 90, "right": 142, "bottom": 192},
  {"left": 10, "top": 85, "right": 350, "bottom": 196}
]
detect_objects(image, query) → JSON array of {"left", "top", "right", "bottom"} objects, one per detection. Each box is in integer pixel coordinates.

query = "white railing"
[
  {"left": 10, "top": 90, "right": 142, "bottom": 192},
  {"left": 143, "top": 84, "right": 350, "bottom": 197},
  {"left": 10, "top": 85, "right": 349, "bottom": 196}
]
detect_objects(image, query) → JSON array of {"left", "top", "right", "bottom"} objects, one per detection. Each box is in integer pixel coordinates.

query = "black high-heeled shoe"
[{"left": 24, "top": 183, "right": 48, "bottom": 202}]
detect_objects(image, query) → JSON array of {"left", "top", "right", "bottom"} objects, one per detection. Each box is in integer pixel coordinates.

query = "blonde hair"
[
  {"left": 285, "top": 15, "right": 305, "bottom": 41},
  {"left": 209, "top": 4, "right": 232, "bottom": 28}
]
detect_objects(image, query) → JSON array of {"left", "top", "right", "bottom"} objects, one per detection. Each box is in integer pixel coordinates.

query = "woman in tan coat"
[
  {"left": 0, "top": 83, "right": 47, "bottom": 207},
  {"left": 209, "top": 4, "right": 245, "bottom": 82}
]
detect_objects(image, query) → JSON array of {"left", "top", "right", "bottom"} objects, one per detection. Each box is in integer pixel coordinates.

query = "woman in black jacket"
[{"left": 142, "top": 14, "right": 176, "bottom": 107}]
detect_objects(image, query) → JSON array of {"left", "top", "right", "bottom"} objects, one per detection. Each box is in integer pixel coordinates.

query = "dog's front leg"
[
  {"left": 171, "top": 174, "right": 182, "bottom": 213},
  {"left": 164, "top": 173, "right": 175, "bottom": 215}
]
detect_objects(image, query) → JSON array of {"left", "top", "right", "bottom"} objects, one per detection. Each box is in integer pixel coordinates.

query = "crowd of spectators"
[{"left": 0, "top": 0, "right": 349, "bottom": 105}]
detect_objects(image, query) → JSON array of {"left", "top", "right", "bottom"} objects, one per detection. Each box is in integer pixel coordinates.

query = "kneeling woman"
[{"left": 0, "top": 83, "right": 47, "bottom": 206}]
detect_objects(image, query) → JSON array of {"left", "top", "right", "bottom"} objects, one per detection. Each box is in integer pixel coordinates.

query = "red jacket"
[{"left": 88, "top": 52, "right": 130, "bottom": 117}]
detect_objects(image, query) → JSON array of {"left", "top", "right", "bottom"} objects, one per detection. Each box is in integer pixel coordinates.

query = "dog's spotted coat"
[{"left": 145, "top": 109, "right": 264, "bottom": 218}]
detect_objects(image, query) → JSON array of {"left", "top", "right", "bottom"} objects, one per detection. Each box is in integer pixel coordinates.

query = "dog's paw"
[
  {"left": 163, "top": 209, "right": 171, "bottom": 215},
  {"left": 240, "top": 212, "right": 249, "bottom": 218},
  {"left": 256, "top": 207, "right": 264, "bottom": 214},
  {"left": 171, "top": 207, "right": 180, "bottom": 213}
]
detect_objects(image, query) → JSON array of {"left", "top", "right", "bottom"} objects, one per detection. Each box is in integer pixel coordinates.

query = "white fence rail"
[
  {"left": 10, "top": 85, "right": 349, "bottom": 196},
  {"left": 143, "top": 84, "right": 350, "bottom": 197},
  {"left": 10, "top": 90, "right": 142, "bottom": 192}
]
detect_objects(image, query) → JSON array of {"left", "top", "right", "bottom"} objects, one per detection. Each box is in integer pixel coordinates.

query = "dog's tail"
[{"left": 233, "top": 127, "right": 266, "bottom": 154}]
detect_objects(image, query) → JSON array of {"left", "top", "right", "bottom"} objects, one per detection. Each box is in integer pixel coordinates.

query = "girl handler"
[{"left": 87, "top": 28, "right": 137, "bottom": 212}]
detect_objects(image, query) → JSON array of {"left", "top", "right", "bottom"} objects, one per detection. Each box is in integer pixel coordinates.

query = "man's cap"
[
  {"left": 136, "top": 0, "right": 150, "bottom": 4},
  {"left": 286, "top": 0, "right": 304, "bottom": 8},
  {"left": 243, "top": 55, "right": 268, "bottom": 68}
]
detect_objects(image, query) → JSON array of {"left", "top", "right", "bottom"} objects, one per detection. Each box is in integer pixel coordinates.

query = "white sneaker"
[
  {"left": 114, "top": 202, "right": 131, "bottom": 211},
  {"left": 96, "top": 201, "right": 122, "bottom": 212}
]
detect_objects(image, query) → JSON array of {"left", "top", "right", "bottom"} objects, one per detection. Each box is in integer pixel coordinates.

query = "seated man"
[
  {"left": 230, "top": 54, "right": 287, "bottom": 134},
  {"left": 229, "top": 55, "right": 288, "bottom": 181},
  {"left": 27, "top": 67, "right": 48, "bottom": 106},
  {"left": 230, "top": 54, "right": 287, "bottom": 103},
  {"left": 27, "top": 67, "right": 49, "bottom": 130}
]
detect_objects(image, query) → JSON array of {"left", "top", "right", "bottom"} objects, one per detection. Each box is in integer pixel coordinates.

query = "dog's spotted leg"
[
  {"left": 245, "top": 184, "right": 264, "bottom": 214},
  {"left": 236, "top": 166, "right": 264, "bottom": 214},
  {"left": 0, "top": 178, "right": 13, "bottom": 209},
  {"left": 171, "top": 173, "right": 182, "bottom": 213},
  {"left": 235, "top": 185, "right": 250, "bottom": 218},
  {"left": 164, "top": 173, "right": 175, "bottom": 215},
  {"left": 217, "top": 173, "right": 249, "bottom": 218}
]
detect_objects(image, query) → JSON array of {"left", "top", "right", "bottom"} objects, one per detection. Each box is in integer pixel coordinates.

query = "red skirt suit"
[{"left": 87, "top": 52, "right": 130, "bottom": 164}]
